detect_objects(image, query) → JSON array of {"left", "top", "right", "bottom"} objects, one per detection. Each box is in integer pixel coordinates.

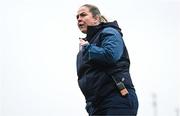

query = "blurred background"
[{"left": 0, "top": 0, "right": 179, "bottom": 116}]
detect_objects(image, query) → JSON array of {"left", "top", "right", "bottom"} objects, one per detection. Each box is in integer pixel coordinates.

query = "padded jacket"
[{"left": 76, "top": 21, "right": 135, "bottom": 105}]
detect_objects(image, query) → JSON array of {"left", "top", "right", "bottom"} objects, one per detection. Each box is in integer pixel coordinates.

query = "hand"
[{"left": 79, "top": 38, "right": 89, "bottom": 46}]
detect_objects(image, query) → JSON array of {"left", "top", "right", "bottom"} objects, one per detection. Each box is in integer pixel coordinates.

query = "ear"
[
  {"left": 93, "top": 15, "right": 100, "bottom": 24},
  {"left": 94, "top": 15, "right": 100, "bottom": 21}
]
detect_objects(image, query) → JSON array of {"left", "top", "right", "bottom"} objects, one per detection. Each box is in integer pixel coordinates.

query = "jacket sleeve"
[{"left": 83, "top": 27, "right": 124, "bottom": 66}]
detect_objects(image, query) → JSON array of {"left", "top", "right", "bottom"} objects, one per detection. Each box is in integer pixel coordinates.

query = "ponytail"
[{"left": 100, "top": 15, "right": 108, "bottom": 23}]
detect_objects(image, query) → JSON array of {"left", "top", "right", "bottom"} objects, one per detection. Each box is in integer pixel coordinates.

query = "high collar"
[{"left": 86, "top": 21, "right": 122, "bottom": 42}]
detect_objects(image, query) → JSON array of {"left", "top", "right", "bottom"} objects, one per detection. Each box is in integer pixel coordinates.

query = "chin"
[{"left": 81, "top": 29, "right": 87, "bottom": 34}]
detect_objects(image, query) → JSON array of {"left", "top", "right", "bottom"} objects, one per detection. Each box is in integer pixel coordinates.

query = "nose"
[
  {"left": 77, "top": 17, "right": 82, "bottom": 22},
  {"left": 77, "top": 15, "right": 83, "bottom": 22}
]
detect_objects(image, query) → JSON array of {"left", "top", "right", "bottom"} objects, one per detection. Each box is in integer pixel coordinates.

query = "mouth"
[
  {"left": 78, "top": 23, "right": 85, "bottom": 29},
  {"left": 78, "top": 23, "right": 87, "bottom": 33}
]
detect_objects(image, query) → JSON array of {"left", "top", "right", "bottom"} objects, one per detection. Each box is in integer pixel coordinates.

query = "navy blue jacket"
[{"left": 76, "top": 21, "right": 135, "bottom": 105}]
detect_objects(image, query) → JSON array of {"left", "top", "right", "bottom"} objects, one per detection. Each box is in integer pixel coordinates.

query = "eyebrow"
[{"left": 76, "top": 12, "right": 86, "bottom": 19}]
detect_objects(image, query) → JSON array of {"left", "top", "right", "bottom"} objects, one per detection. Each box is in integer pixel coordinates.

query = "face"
[{"left": 76, "top": 6, "right": 99, "bottom": 33}]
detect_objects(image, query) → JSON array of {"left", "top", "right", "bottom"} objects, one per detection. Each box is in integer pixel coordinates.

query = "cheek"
[
  {"left": 85, "top": 18, "right": 95, "bottom": 25},
  {"left": 86, "top": 21, "right": 94, "bottom": 26}
]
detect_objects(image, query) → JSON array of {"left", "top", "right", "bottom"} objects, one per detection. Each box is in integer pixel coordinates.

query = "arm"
[{"left": 83, "top": 27, "right": 124, "bottom": 66}]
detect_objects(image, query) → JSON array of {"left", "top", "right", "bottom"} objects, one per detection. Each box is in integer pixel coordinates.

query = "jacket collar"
[{"left": 86, "top": 21, "right": 121, "bottom": 42}]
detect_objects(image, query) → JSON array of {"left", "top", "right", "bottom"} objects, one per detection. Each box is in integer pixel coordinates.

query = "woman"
[{"left": 76, "top": 4, "right": 139, "bottom": 115}]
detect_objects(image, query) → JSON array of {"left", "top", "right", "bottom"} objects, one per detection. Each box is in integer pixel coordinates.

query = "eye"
[
  {"left": 76, "top": 12, "right": 87, "bottom": 19},
  {"left": 76, "top": 15, "right": 79, "bottom": 19},
  {"left": 80, "top": 13, "right": 87, "bottom": 17}
]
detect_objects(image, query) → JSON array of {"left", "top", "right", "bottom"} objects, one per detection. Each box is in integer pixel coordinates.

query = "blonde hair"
[
  {"left": 99, "top": 15, "right": 108, "bottom": 23},
  {"left": 82, "top": 4, "right": 108, "bottom": 23}
]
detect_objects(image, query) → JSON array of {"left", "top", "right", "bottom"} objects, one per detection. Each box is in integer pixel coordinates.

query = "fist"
[{"left": 79, "top": 38, "right": 89, "bottom": 46}]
